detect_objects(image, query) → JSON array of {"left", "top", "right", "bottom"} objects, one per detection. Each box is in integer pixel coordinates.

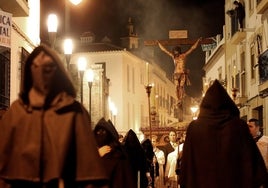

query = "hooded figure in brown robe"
[
  {"left": 179, "top": 80, "right": 268, "bottom": 188},
  {"left": 0, "top": 44, "right": 108, "bottom": 188}
]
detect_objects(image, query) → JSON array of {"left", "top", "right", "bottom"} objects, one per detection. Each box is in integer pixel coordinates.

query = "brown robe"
[{"left": 0, "top": 45, "right": 108, "bottom": 188}]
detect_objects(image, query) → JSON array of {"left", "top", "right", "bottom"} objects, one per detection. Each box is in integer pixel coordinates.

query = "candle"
[
  {"left": 233, "top": 65, "right": 236, "bottom": 88},
  {"left": 146, "top": 62, "right": 149, "bottom": 84}
]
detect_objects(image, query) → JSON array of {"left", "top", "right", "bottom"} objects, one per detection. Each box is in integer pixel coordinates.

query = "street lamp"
[
  {"left": 63, "top": 38, "right": 73, "bottom": 71},
  {"left": 77, "top": 57, "right": 87, "bottom": 104},
  {"left": 145, "top": 84, "right": 153, "bottom": 140},
  {"left": 86, "top": 68, "right": 94, "bottom": 118},
  {"left": 47, "top": 14, "right": 58, "bottom": 48},
  {"left": 69, "top": 0, "right": 83, "bottom": 5}
]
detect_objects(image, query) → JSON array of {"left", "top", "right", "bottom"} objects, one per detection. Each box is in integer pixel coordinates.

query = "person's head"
[
  {"left": 233, "top": 1, "right": 239, "bottom": 5},
  {"left": 248, "top": 118, "right": 260, "bottom": 138},
  {"left": 30, "top": 50, "right": 57, "bottom": 95},
  {"left": 94, "top": 118, "right": 116, "bottom": 147},
  {"left": 141, "top": 139, "right": 154, "bottom": 161},
  {"left": 151, "top": 135, "right": 158, "bottom": 148},
  {"left": 199, "top": 79, "right": 240, "bottom": 120},
  {"left": 180, "top": 131, "right": 187, "bottom": 144},
  {"left": 233, "top": 1, "right": 242, "bottom": 7},
  {"left": 172, "top": 46, "right": 181, "bottom": 57},
  {"left": 169, "top": 131, "right": 177, "bottom": 143},
  {"left": 20, "top": 44, "right": 76, "bottom": 105}
]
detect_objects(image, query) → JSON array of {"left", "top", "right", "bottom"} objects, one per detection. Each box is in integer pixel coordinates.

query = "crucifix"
[{"left": 144, "top": 37, "right": 214, "bottom": 121}]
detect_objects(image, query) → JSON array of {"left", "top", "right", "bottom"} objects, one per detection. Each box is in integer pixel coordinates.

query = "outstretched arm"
[
  {"left": 157, "top": 41, "right": 174, "bottom": 58},
  {"left": 184, "top": 37, "right": 202, "bottom": 56}
]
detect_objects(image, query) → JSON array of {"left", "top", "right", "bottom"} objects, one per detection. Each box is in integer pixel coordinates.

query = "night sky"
[{"left": 40, "top": 0, "right": 225, "bottom": 98}]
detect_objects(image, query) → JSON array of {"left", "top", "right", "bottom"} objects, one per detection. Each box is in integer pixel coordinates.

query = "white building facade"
[
  {"left": 204, "top": 0, "right": 268, "bottom": 134},
  {"left": 70, "top": 48, "right": 178, "bottom": 136},
  {"left": 0, "top": 0, "right": 40, "bottom": 113}
]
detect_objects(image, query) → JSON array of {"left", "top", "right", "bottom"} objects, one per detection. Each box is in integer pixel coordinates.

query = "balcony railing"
[{"left": 230, "top": 31, "right": 246, "bottom": 45}]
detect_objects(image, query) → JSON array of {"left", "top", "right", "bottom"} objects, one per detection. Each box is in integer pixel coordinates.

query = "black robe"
[
  {"left": 141, "top": 139, "right": 159, "bottom": 188},
  {"left": 122, "top": 129, "right": 148, "bottom": 188},
  {"left": 94, "top": 118, "right": 135, "bottom": 188},
  {"left": 179, "top": 80, "right": 268, "bottom": 188}
]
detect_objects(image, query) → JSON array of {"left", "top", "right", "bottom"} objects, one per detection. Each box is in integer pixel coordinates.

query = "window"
[
  {"left": 232, "top": 60, "right": 236, "bottom": 88},
  {"left": 258, "top": 49, "right": 268, "bottom": 83},
  {"left": 235, "top": 73, "right": 240, "bottom": 90},
  {"left": 0, "top": 47, "right": 10, "bottom": 109},
  {"left": 20, "top": 47, "right": 29, "bottom": 91},
  {"left": 240, "top": 51, "right": 246, "bottom": 96},
  {"left": 127, "top": 64, "right": 130, "bottom": 92},
  {"left": 241, "top": 51, "right": 245, "bottom": 72},
  {"left": 132, "top": 67, "right": 135, "bottom": 93},
  {"left": 250, "top": 44, "right": 256, "bottom": 79}
]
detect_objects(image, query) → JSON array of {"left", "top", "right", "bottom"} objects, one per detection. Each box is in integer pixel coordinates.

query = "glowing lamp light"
[
  {"left": 47, "top": 14, "right": 58, "bottom": 32},
  {"left": 69, "top": 0, "right": 82, "bottom": 5},
  {"left": 63, "top": 39, "right": 73, "bottom": 55},
  {"left": 190, "top": 106, "right": 198, "bottom": 114},
  {"left": 86, "top": 69, "right": 94, "bottom": 83},
  {"left": 77, "top": 57, "right": 87, "bottom": 71}
]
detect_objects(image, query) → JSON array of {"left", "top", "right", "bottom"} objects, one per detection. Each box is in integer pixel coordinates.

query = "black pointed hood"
[
  {"left": 107, "top": 119, "right": 119, "bottom": 140},
  {"left": 141, "top": 139, "right": 154, "bottom": 161},
  {"left": 179, "top": 79, "right": 268, "bottom": 187},
  {"left": 198, "top": 79, "right": 240, "bottom": 127},
  {"left": 123, "top": 129, "right": 146, "bottom": 171},
  {"left": 123, "top": 129, "right": 141, "bottom": 149},
  {"left": 94, "top": 118, "right": 120, "bottom": 147}
]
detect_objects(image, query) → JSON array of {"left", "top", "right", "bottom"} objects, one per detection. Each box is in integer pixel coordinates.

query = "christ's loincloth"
[{"left": 173, "top": 72, "right": 190, "bottom": 104}]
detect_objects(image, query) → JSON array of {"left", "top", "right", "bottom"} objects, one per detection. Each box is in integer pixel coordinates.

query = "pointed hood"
[
  {"left": 94, "top": 118, "right": 120, "bottom": 147},
  {"left": 107, "top": 119, "right": 119, "bottom": 140},
  {"left": 198, "top": 79, "right": 239, "bottom": 127},
  {"left": 19, "top": 44, "right": 76, "bottom": 106},
  {"left": 123, "top": 129, "right": 146, "bottom": 171},
  {"left": 123, "top": 129, "right": 141, "bottom": 149},
  {"left": 141, "top": 139, "right": 154, "bottom": 161},
  {"left": 179, "top": 79, "right": 268, "bottom": 187}
]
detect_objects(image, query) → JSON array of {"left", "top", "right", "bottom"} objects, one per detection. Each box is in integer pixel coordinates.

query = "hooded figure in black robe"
[
  {"left": 141, "top": 139, "right": 159, "bottom": 188},
  {"left": 93, "top": 118, "right": 135, "bottom": 188},
  {"left": 0, "top": 44, "right": 108, "bottom": 188},
  {"left": 122, "top": 129, "right": 148, "bottom": 188},
  {"left": 179, "top": 80, "right": 268, "bottom": 188}
]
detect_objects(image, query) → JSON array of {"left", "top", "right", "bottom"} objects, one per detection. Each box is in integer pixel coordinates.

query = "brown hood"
[{"left": 20, "top": 44, "right": 76, "bottom": 107}]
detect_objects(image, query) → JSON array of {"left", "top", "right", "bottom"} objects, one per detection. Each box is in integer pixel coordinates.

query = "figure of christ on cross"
[{"left": 157, "top": 37, "right": 202, "bottom": 106}]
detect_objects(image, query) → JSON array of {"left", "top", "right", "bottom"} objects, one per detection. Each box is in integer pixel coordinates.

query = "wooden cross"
[{"left": 143, "top": 38, "right": 215, "bottom": 46}]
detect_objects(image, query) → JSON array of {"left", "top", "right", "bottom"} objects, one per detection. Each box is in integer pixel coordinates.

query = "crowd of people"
[{"left": 1, "top": 42, "right": 268, "bottom": 188}]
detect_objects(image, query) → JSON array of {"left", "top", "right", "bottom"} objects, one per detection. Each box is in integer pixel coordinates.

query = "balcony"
[
  {"left": 257, "top": 0, "right": 268, "bottom": 14},
  {"left": 234, "top": 96, "right": 248, "bottom": 106},
  {"left": 230, "top": 31, "right": 246, "bottom": 45},
  {"left": 0, "top": 0, "right": 29, "bottom": 17},
  {"left": 259, "top": 79, "right": 268, "bottom": 98}
]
